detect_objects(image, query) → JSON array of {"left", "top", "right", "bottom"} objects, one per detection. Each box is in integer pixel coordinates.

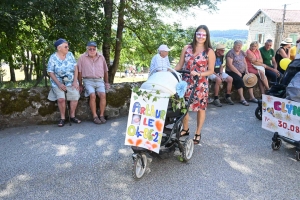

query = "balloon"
[{"left": 280, "top": 58, "right": 291, "bottom": 71}]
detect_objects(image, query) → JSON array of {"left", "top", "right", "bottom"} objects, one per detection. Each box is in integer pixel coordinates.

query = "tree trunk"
[
  {"left": 8, "top": 55, "right": 16, "bottom": 82},
  {"left": 24, "top": 50, "right": 30, "bottom": 81},
  {"left": 102, "top": 0, "right": 113, "bottom": 83},
  {"left": 109, "top": 0, "right": 125, "bottom": 83}
]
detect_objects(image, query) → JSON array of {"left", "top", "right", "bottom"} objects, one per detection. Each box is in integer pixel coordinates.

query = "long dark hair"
[{"left": 190, "top": 25, "right": 212, "bottom": 53}]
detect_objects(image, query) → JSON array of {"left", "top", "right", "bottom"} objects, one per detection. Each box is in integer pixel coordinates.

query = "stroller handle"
[{"left": 176, "top": 70, "right": 199, "bottom": 82}]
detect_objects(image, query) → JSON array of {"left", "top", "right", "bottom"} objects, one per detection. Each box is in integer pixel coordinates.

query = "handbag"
[{"left": 252, "top": 64, "right": 266, "bottom": 81}]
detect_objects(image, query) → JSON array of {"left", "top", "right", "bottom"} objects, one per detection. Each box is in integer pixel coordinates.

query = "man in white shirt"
[{"left": 149, "top": 44, "right": 171, "bottom": 74}]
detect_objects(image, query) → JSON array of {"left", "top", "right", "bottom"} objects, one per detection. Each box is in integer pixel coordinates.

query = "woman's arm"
[
  {"left": 243, "top": 58, "right": 249, "bottom": 74},
  {"left": 175, "top": 45, "right": 188, "bottom": 70},
  {"left": 279, "top": 48, "right": 289, "bottom": 58},
  {"left": 201, "top": 49, "right": 215, "bottom": 77}
]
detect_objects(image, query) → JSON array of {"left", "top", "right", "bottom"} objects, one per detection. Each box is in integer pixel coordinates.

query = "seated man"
[
  {"left": 208, "top": 44, "right": 234, "bottom": 107},
  {"left": 149, "top": 44, "right": 171, "bottom": 75},
  {"left": 78, "top": 41, "right": 110, "bottom": 124},
  {"left": 259, "top": 39, "right": 281, "bottom": 83}
]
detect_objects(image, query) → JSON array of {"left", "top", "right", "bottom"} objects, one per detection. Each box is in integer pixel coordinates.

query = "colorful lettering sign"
[
  {"left": 125, "top": 89, "right": 169, "bottom": 153},
  {"left": 262, "top": 95, "right": 300, "bottom": 141}
]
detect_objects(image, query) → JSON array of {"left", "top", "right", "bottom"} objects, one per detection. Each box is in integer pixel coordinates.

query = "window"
[
  {"left": 289, "top": 33, "right": 299, "bottom": 44},
  {"left": 260, "top": 16, "right": 265, "bottom": 23},
  {"left": 255, "top": 34, "right": 265, "bottom": 44}
]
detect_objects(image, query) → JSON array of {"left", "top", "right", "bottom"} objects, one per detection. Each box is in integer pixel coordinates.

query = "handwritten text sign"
[
  {"left": 125, "top": 89, "right": 169, "bottom": 153},
  {"left": 262, "top": 94, "right": 300, "bottom": 141}
]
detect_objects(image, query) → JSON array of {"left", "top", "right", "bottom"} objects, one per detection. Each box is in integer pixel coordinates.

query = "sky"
[{"left": 165, "top": 0, "right": 299, "bottom": 30}]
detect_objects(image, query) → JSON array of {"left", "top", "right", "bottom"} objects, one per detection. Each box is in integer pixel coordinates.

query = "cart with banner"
[
  {"left": 124, "top": 69, "right": 197, "bottom": 179},
  {"left": 262, "top": 94, "right": 300, "bottom": 160}
]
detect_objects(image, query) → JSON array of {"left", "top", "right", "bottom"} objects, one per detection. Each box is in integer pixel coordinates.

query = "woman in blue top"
[{"left": 47, "top": 38, "right": 81, "bottom": 127}]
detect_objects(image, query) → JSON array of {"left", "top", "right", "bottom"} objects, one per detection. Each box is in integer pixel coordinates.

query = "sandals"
[
  {"left": 93, "top": 117, "right": 102, "bottom": 124},
  {"left": 99, "top": 116, "right": 107, "bottom": 124},
  {"left": 58, "top": 119, "right": 65, "bottom": 127},
  {"left": 249, "top": 98, "right": 258, "bottom": 103},
  {"left": 193, "top": 134, "right": 201, "bottom": 144},
  {"left": 70, "top": 117, "right": 81, "bottom": 124},
  {"left": 180, "top": 128, "right": 190, "bottom": 137},
  {"left": 240, "top": 100, "right": 249, "bottom": 106}
]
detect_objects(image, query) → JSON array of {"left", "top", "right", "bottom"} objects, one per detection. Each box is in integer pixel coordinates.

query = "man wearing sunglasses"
[{"left": 77, "top": 41, "right": 110, "bottom": 124}]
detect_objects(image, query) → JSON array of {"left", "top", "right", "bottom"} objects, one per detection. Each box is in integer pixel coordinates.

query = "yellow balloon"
[{"left": 280, "top": 58, "right": 291, "bottom": 70}]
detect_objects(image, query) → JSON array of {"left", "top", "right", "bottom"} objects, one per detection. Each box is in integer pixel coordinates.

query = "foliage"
[
  {"left": 0, "top": 0, "right": 222, "bottom": 85},
  {"left": 132, "top": 86, "right": 187, "bottom": 114}
]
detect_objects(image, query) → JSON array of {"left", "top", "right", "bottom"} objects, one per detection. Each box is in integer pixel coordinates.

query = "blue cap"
[
  {"left": 54, "top": 38, "right": 68, "bottom": 49},
  {"left": 87, "top": 41, "right": 97, "bottom": 47}
]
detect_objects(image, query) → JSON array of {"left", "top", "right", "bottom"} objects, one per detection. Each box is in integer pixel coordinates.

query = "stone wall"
[{"left": 0, "top": 81, "right": 261, "bottom": 130}]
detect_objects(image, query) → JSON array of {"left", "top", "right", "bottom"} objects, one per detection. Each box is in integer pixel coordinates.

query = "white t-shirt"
[{"left": 149, "top": 53, "right": 170, "bottom": 74}]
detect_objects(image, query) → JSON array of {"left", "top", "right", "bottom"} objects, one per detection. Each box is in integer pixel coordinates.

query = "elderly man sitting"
[{"left": 149, "top": 44, "right": 171, "bottom": 75}]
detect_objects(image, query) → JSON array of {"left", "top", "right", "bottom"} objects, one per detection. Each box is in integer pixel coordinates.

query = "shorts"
[
  {"left": 208, "top": 72, "right": 229, "bottom": 81},
  {"left": 48, "top": 87, "right": 80, "bottom": 101},
  {"left": 83, "top": 78, "right": 105, "bottom": 97}
]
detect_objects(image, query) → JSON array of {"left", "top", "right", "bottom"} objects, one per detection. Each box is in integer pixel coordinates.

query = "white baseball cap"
[{"left": 158, "top": 44, "right": 170, "bottom": 52}]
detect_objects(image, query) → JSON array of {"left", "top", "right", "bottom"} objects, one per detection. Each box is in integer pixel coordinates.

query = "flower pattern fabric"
[
  {"left": 183, "top": 45, "right": 210, "bottom": 111},
  {"left": 47, "top": 52, "right": 77, "bottom": 87}
]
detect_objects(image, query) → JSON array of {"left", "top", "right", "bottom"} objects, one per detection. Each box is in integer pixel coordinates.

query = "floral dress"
[{"left": 183, "top": 45, "right": 210, "bottom": 111}]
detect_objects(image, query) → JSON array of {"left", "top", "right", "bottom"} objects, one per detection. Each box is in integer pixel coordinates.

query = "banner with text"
[
  {"left": 262, "top": 94, "right": 300, "bottom": 141},
  {"left": 125, "top": 89, "right": 169, "bottom": 153}
]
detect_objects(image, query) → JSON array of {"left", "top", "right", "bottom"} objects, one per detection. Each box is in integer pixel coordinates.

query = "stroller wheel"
[
  {"left": 255, "top": 107, "right": 262, "bottom": 120},
  {"left": 271, "top": 139, "right": 282, "bottom": 150},
  {"left": 132, "top": 153, "right": 148, "bottom": 180},
  {"left": 181, "top": 138, "right": 194, "bottom": 162}
]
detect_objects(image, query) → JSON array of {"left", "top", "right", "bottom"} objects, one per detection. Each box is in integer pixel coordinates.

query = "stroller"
[
  {"left": 130, "top": 68, "right": 198, "bottom": 179},
  {"left": 255, "top": 59, "right": 300, "bottom": 120},
  {"left": 256, "top": 59, "right": 300, "bottom": 160}
]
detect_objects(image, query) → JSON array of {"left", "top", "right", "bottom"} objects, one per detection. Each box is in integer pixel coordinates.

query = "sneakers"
[
  {"left": 225, "top": 97, "right": 234, "bottom": 105},
  {"left": 213, "top": 99, "right": 222, "bottom": 107}
]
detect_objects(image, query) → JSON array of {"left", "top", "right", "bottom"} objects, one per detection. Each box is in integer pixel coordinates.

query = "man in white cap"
[
  {"left": 149, "top": 44, "right": 171, "bottom": 74},
  {"left": 77, "top": 41, "right": 110, "bottom": 124},
  {"left": 208, "top": 44, "right": 234, "bottom": 107}
]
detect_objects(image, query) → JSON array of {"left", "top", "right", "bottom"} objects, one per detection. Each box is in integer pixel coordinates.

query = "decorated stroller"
[
  {"left": 124, "top": 68, "right": 198, "bottom": 179},
  {"left": 257, "top": 59, "right": 300, "bottom": 160}
]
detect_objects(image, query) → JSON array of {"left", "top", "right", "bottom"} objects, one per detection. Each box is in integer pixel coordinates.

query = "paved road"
[{"left": 0, "top": 102, "right": 299, "bottom": 200}]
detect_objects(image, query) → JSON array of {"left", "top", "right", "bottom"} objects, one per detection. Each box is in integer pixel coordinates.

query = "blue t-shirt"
[
  {"left": 47, "top": 52, "right": 77, "bottom": 87},
  {"left": 214, "top": 55, "right": 224, "bottom": 73}
]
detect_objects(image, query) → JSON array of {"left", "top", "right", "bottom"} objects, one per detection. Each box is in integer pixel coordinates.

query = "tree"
[{"left": 103, "top": 0, "right": 221, "bottom": 83}]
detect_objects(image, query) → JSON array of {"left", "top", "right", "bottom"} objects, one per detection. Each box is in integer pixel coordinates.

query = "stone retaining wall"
[{"left": 0, "top": 81, "right": 261, "bottom": 129}]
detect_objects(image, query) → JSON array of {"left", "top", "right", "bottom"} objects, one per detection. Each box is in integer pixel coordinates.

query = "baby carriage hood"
[
  {"left": 141, "top": 69, "right": 182, "bottom": 95},
  {"left": 281, "top": 59, "right": 300, "bottom": 86},
  {"left": 286, "top": 71, "right": 300, "bottom": 102}
]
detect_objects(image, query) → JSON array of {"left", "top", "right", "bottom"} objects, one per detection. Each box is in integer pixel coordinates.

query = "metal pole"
[{"left": 280, "top": 4, "right": 286, "bottom": 45}]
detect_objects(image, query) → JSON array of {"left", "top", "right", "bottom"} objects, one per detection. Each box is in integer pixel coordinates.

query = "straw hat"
[
  {"left": 280, "top": 38, "right": 293, "bottom": 45},
  {"left": 243, "top": 73, "right": 258, "bottom": 87},
  {"left": 216, "top": 43, "right": 225, "bottom": 50}
]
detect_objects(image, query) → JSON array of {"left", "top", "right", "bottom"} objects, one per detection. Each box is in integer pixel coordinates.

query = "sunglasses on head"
[{"left": 195, "top": 32, "right": 207, "bottom": 38}]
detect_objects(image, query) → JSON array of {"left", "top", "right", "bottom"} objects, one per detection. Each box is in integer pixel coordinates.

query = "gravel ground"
[{"left": 0, "top": 102, "right": 299, "bottom": 200}]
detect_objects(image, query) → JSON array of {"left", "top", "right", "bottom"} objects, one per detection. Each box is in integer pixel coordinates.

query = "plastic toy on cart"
[
  {"left": 259, "top": 59, "right": 300, "bottom": 160},
  {"left": 124, "top": 67, "right": 199, "bottom": 179}
]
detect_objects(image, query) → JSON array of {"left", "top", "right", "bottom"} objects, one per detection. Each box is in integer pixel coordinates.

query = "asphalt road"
[{"left": 1, "top": 102, "right": 299, "bottom": 200}]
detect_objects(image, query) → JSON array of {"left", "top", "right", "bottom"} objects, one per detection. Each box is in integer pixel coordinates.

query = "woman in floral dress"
[{"left": 175, "top": 25, "right": 215, "bottom": 144}]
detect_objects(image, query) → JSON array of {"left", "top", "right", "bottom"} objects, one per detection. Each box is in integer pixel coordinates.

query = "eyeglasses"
[
  {"left": 88, "top": 48, "right": 96, "bottom": 51},
  {"left": 195, "top": 32, "right": 207, "bottom": 38},
  {"left": 64, "top": 46, "right": 69, "bottom": 49},
  {"left": 218, "top": 49, "right": 225, "bottom": 52}
]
